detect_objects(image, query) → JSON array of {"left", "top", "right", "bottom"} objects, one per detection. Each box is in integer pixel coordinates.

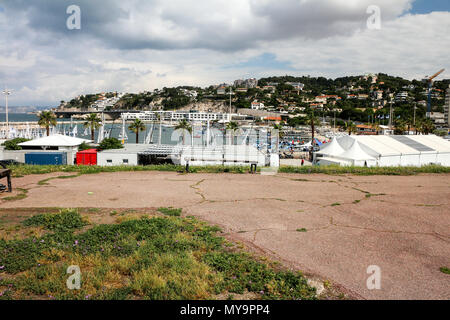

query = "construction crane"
[{"left": 424, "top": 69, "right": 445, "bottom": 117}]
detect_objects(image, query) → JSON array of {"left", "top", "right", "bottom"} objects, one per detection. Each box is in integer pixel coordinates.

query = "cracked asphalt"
[{"left": 1, "top": 171, "right": 449, "bottom": 300}]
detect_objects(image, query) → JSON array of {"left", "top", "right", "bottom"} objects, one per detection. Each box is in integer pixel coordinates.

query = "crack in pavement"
[
  {"left": 232, "top": 215, "right": 449, "bottom": 245},
  {"left": 190, "top": 179, "right": 207, "bottom": 203}
]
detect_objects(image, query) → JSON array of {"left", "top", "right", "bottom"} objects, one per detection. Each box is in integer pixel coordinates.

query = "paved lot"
[{"left": 1, "top": 171, "right": 449, "bottom": 300}]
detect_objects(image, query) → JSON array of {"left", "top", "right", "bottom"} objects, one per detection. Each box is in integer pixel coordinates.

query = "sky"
[{"left": 0, "top": 0, "right": 449, "bottom": 107}]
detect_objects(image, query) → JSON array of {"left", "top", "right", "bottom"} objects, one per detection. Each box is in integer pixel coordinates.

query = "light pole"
[
  {"left": 229, "top": 88, "right": 233, "bottom": 122},
  {"left": 2, "top": 88, "right": 12, "bottom": 139}
]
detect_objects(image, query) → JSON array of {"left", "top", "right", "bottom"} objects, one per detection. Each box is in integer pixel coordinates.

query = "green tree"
[
  {"left": 175, "top": 119, "right": 192, "bottom": 145},
  {"left": 306, "top": 112, "right": 320, "bottom": 144},
  {"left": 273, "top": 123, "right": 285, "bottom": 139},
  {"left": 226, "top": 121, "right": 240, "bottom": 145},
  {"left": 419, "top": 119, "right": 435, "bottom": 135},
  {"left": 98, "top": 138, "right": 124, "bottom": 151},
  {"left": 128, "top": 119, "right": 146, "bottom": 144},
  {"left": 38, "top": 111, "right": 57, "bottom": 136},
  {"left": 2, "top": 138, "right": 31, "bottom": 150},
  {"left": 345, "top": 121, "right": 357, "bottom": 136},
  {"left": 83, "top": 114, "right": 102, "bottom": 141},
  {"left": 394, "top": 120, "right": 407, "bottom": 135},
  {"left": 78, "top": 142, "right": 92, "bottom": 151}
]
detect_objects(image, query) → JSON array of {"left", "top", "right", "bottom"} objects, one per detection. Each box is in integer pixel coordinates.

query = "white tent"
[
  {"left": 19, "top": 134, "right": 92, "bottom": 148},
  {"left": 337, "top": 140, "right": 376, "bottom": 167},
  {"left": 317, "top": 137, "right": 345, "bottom": 156},
  {"left": 316, "top": 135, "right": 450, "bottom": 167},
  {"left": 407, "top": 135, "right": 450, "bottom": 166}
]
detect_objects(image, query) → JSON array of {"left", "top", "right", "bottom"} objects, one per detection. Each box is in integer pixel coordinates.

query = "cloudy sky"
[{"left": 0, "top": 0, "right": 449, "bottom": 106}]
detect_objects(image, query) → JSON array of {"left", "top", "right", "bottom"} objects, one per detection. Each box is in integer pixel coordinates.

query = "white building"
[
  {"left": 176, "top": 145, "right": 269, "bottom": 167},
  {"left": 217, "top": 87, "right": 226, "bottom": 95},
  {"left": 251, "top": 101, "right": 265, "bottom": 110},
  {"left": 286, "top": 82, "right": 305, "bottom": 91},
  {"left": 97, "top": 144, "right": 150, "bottom": 166},
  {"left": 3, "top": 134, "right": 92, "bottom": 165},
  {"left": 122, "top": 111, "right": 231, "bottom": 123},
  {"left": 395, "top": 92, "right": 409, "bottom": 101},
  {"left": 96, "top": 144, "right": 272, "bottom": 168}
]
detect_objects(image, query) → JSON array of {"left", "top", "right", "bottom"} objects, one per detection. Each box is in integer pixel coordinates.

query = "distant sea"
[
  {"left": 0, "top": 113, "right": 195, "bottom": 145},
  {"left": 0, "top": 113, "right": 39, "bottom": 122}
]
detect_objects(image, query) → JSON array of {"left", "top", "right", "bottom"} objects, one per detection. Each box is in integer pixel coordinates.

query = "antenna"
[{"left": 2, "top": 87, "right": 12, "bottom": 139}]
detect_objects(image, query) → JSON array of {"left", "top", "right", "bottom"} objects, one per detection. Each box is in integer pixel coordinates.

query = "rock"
[{"left": 307, "top": 279, "right": 325, "bottom": 296}]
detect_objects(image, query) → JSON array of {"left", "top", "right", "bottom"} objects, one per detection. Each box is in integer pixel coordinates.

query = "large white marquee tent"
[{"left": 315, "top": 135, "right": 450, "bottom": 167}]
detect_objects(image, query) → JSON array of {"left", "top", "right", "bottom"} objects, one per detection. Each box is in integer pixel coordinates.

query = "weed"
[
  {"left": 331, "top": 203, "right": 341, "bottom": 207},
  {"left": 2, "top": 189, "right": 29, "bottom": 202},
  {"left": 23, "top": 209, "right": 88, "bottom": 233},
  {"left": 440, "top": 267, "right": 450, "bottom": 275},
  {"left": 296, "top": 228, "right": 307, "bottom": 233},
  {"left": 9, "top": 164, "right": 450, "bottom": 178},
  {"left": 157, "top": 207, "right": 182, "bottom": 217},
  {"left": 0, "top": 210, "right": 316, "bottom": 300}
]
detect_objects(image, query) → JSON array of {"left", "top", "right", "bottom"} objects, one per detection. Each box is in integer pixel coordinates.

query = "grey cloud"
[{"left": 2, "top": 0, "right": 412, "bottom": 51}]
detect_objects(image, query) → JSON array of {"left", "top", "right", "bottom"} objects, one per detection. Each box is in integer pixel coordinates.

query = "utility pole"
[
  {"left": 334, "top": 110, "right": 336, "bottom": 134},
  {"left": 388, "top": 100, "right": 393, "bottom": 130},
  {"left": 158, "top": 112, "right": 162, "bottom": 145},
  {"left": 2, "top": 88, "right": 12, "bottom": 139},
  {"left": 229, "top": 88, "right": 233, "bottom": 122}
]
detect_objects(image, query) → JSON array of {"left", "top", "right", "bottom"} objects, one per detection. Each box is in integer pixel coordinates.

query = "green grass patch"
[
  {"left": 296, "top": 228, "right": 307, "bottom": 233},
  {"left": 157, "top": 207, "right": 182, "bottom": 217},
  {"left": 331, "top": 203, "right": 341, "bottom": 207},
  {"left": 279, "top": 165, "right": 450, "bottom": 176},
  {"left": 440, "top": 267, "right": 450, "bottom": 275},
  {"left": 2, "top": 188, "right": 29, "bottom": 202},
  {"left": 9, "top": 164, "right": 450, "bottom": 179},
  {"left": 0, "top": 209, "right": 316, "bottom": 300},
  {"left": 38, "top": 175, "right": 81, "bottom": 186},
  {"left": 23, "top": 209, "right": 89, "bottom": 233},
  {"left": 9, "top": 164, "right": 256, "bottom": 178}
]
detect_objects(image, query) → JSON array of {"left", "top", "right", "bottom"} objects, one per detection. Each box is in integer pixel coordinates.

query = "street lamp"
[{"left": 2, "top": 88, "right": 12, "bottom": 139}]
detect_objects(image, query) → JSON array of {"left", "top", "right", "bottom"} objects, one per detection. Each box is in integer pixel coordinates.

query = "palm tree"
[
  {"left": 306, "top": 112, "right": 320, "bottom": 145},
  {"left": 38, "top": 111, "right": 57, "bottom": 136},
  {"left": 273, "top": 123, "right": 285, "bottom": 139},
  {"left": 175, "top": 119, "right": 192, "bottom": 145},
  {"left": 372, "top": 122, "right": 381, "bottom": 135},
  {"left": 83, "top": 113, "right": 102, "bottom": 141},
  {"left": 128, "top": 119, "right": 146, "bottom": 144},
  {"left": 394, "top": 120, "right": 407, "bottom": 135},
  {"left": 226, "top": 121, "right": 240, "bottom": 145},
  {"left": 345, "top": 121, "right": 357, "bottom": 136},
  {"left": 421, "top": 119, "right": 435, "bottom": 135}
]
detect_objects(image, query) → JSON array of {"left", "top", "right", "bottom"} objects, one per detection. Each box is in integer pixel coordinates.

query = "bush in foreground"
[{"left": 0, "top": 209, "right": 317, "bottom": 300}]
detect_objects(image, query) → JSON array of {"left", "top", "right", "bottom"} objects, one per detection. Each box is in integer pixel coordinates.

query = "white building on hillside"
[
  {"left": 122, "top": 111, "right": 231, "bottom": 123},
  {"left": 251, "top": 101, "right": 265, "bottom": 110}
]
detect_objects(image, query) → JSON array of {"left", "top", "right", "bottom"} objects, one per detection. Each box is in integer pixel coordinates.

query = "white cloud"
[{"left": 0, "top": 0, "right": 448, "bottom": 106}]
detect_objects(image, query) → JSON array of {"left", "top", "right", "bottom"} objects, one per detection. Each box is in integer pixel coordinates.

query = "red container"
[{"left": 76, "top": 149, "right": 98, "bottom": 166}]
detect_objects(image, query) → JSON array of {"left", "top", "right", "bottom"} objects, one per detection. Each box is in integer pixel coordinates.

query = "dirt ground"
[{"left": 1, "top": 171, "right": 449, "bottom": 300}]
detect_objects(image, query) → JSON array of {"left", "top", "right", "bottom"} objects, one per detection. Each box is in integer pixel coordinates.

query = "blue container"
[{"left": 25, "top": 152, "right": 67, "bottom": 165}]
